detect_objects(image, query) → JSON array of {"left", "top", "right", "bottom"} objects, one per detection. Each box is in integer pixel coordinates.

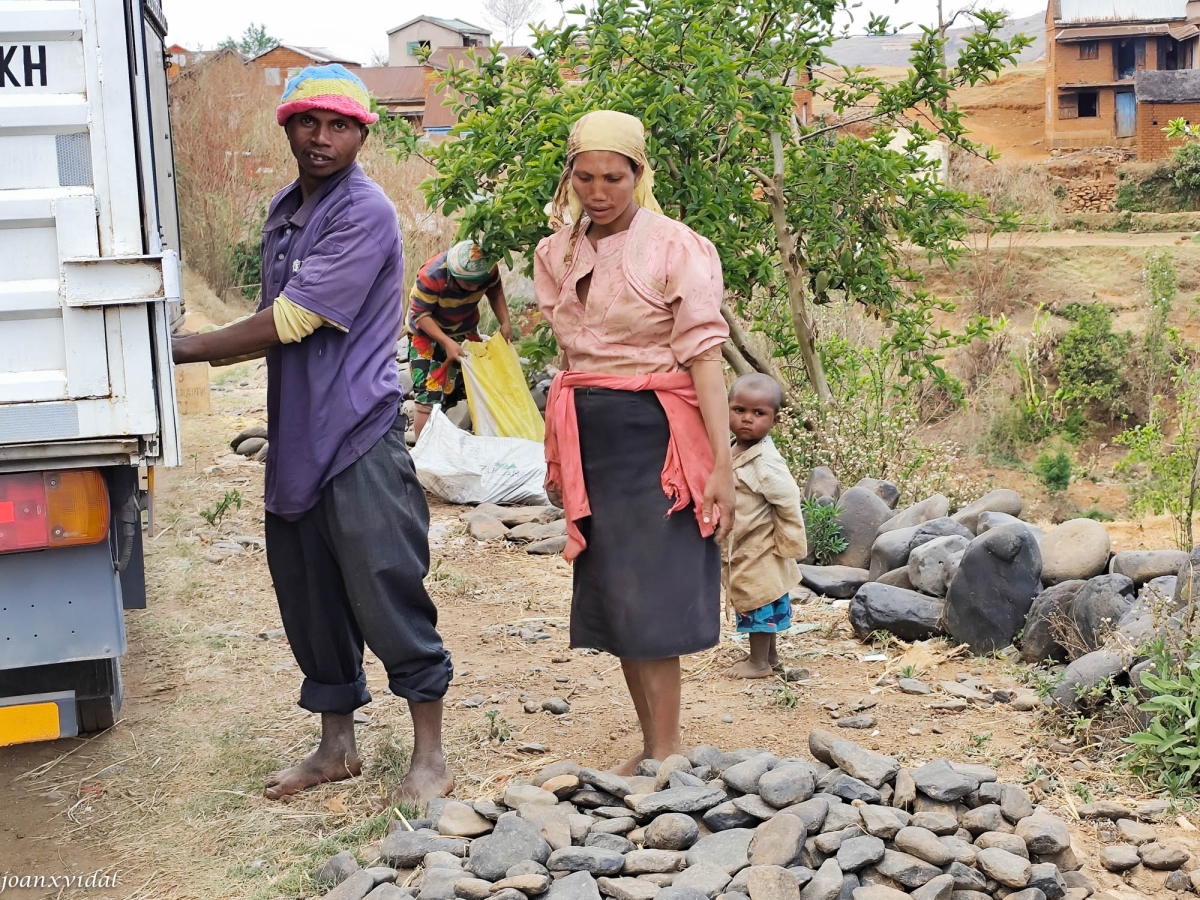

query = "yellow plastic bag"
[{"left": 460, "top": 333, "right": 546, "bottom": 442}]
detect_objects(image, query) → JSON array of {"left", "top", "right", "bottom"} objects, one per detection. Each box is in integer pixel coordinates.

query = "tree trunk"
[
  {"left": 762, "top": 132, "right": 832, "bottom": 403},
  {"left": 720, "top": 302, "right": 793, "bottom": 401},
  {"left": 722, "top": 341, "right": 753, "bottom": 376}
]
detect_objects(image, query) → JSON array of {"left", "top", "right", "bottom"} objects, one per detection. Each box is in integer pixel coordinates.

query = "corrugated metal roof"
[
  {"left": 1136, "top": 68, "right": 1200, "bottom": 102},
  {"left": 1056, "top": 23, "right": 1172, "bottom": 40},
  {"left": 1056, "top": 0, "right": 1186, "bottom": 25},
  {"left": 358, "top": 66, "right": 429, "bottom": 102},
  {"left": 387, "top": 15, "right": 491, "bottom": 36}
]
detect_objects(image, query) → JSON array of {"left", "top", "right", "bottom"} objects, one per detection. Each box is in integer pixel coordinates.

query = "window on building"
[
  {"left": 407, "top": 40, "right": 431, "bottom": 56},
  {"left": 1078, "top": 91, "right": 1099, "bottom": 117},
  {"left": 1116, "top": 39, "right": 1136, "bottom": 79},
  {"left": 1159, "top": 37, "right": 1193, "bottom": 70},
  {"left": 265, "top": 67, "right": 281, "bottom": 86},
  {"left": 1078, "top": 41, "right": 1098, "bottom": 60}
]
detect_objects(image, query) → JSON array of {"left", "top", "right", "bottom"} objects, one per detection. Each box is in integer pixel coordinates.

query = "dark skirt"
[{"left": 570, "top": 387, "right": 721, "bottom": 660}]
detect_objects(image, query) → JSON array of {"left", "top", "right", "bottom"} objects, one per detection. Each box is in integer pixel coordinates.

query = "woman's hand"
[
  {"left": 703, "top": 464, "right": 735, "bottom": 543},
  {"left": 545, "top": 479, "right": 563, "bottom": 509}
]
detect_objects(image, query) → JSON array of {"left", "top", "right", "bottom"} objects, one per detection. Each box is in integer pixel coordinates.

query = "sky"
[{"left": 162, "top": 0, "right": 1049, "bottom": 67}]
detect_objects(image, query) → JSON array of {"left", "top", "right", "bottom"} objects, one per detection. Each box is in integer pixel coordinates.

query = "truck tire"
[{"left": 76, "top": 659, "right": 123, "bottom": 733}]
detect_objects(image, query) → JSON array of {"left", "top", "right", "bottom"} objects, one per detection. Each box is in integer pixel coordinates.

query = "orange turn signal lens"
[{"left": 45, "top": 470, "right": 109, "bottom": 548}]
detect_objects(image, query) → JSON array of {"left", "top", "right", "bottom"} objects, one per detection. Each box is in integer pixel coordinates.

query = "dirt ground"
[{"left": 1, "top": 364, "right": 1198, "bottom": 900}]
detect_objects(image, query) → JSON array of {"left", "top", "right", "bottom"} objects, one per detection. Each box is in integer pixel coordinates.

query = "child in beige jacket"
[{"left": 723, "top": 374, "right": 808, "bottom": 678}]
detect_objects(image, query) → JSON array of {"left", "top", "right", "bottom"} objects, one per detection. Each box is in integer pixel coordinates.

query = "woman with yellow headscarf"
[{"left": 536, "top": 110, "right": 734, "bottom": 773}]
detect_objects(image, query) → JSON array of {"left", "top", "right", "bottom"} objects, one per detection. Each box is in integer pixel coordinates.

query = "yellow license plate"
[{"left": 0, "top": 701, "right": 62, "bottom": 746}]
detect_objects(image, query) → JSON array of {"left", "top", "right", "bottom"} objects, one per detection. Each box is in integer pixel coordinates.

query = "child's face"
[{"left": 729, "top": 388, "right": 778, "bottom": 444}]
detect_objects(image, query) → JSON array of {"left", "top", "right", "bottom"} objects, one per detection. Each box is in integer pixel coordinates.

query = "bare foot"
[
  {"left": 613, "top": 750, "right": 648, "bottom": 777},
  {"left": 264, "top": 748, "right": 361, "bottom": 800},
  {"left": 726, "top": 658, "right": 774, "bottom": 679},
  {"left": 386, "top": 751, "right": 454, "bottom": 809},
  {"left": 768, "top": 649, "right": 780, "bottom": 668}
]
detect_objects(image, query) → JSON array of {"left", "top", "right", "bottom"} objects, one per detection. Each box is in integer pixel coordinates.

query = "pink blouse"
[{"left": 533, "top": 207, "right": 729, "bottom": 375}]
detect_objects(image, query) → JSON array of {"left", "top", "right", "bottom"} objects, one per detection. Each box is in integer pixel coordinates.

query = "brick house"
[
  {"left": 357, "top": 66, "right": 431, "bottom": 125},
  {"left": 249, "top": 45, "right": 361, "bottom": 88},
  {"left": 1045, "top": 0, "right": 1200, "bottom": 156}
]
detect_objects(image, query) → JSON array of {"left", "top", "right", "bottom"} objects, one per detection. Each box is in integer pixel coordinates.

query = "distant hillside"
[{"left": 827, "top": 11, "right": 1045, "bottom": 68}]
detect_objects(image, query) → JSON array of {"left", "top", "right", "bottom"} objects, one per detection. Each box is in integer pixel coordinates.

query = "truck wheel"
[{"left": 76, "top": 659, "right": 123, "bottom": 733}]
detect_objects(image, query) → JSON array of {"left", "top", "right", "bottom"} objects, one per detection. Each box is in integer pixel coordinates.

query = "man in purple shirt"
[{"left": 173, "top": 65, "right": 454, "bottom": 804}]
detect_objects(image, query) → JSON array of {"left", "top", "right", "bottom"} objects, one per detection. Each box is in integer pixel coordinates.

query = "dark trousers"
[{"left": 265, "top": 415, "right": 453, "bottom": 714}]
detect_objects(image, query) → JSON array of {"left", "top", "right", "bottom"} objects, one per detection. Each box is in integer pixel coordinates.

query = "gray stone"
[
  {"left": 893, "top": 827, "right": 954, "bottom": 866},
  {"left": 849, "top": 584, "right": 945, "bottom": 643},
  {"left": 1165, "top": 869, "right": 1192, "bottom": 892},
  {"left": 687, "top": 829, "right": 756, "bottom": 875},
  {"left": 635, "top": 788, "right": 728, "bottom": 817},
  {"left": 1015, "top": 816, "right": 1069, "bottom": 856},
  {"left": 548, "top": 872, "right": 604, "bottom": 900},
  {"left": 316, "top": 850, "right": 362, "bottom": 885},
  {"left": 936, "top": 836, "right": 976, "bottom": 867},
  {"left": 468, "top": 818, "right": 552, "bottom": 881},
  {"left": 638, "top": 875, "right": 676, "bottom": 889},
  {"left": 859, "top": 806, "right": 907, "bottom": 841},
  {"left": 1063, "top": 574, "right": 1136, "bottom": 654},
  {"left": 961, "top": 806, "right": 1008, "bottom": 836},
  {"left": 787, "top": 869, "right": 815, "bottom": 889},
  {"left": 1109, "top": 550, "right": 1188, "bottom": 586},
  {"left": 717, "top": 892, "right": 751, "bottom": 900},
  {"left": 944, "top": 525, "right": 1043, "bottom": 654},
  {"left": 592, "top": 818, "right": 637, "bottom": 836},
  {"left": 760, "top": 764, "right": 817, "bottom": 808},
  {"left": 898, "top": 679, "right": 931, "bottom": 695},
  {"left": 528, "top": 535, "right": 569, "bottom": 555},
  {"left": 587, "top": 834, "right": 636, "bottom": 855},
  {"left": 329, "top": 871, "right": 384, "bottom": 900},
  {"left": 365, "top": 867, "right": 399, "bottom": 887},
  {"left": 382, "top": 832, "right": 468, "bottom": 869},
  {"left": 673, "top": 864, "right": 733, "bottom": 898},
  {"left": 836, "top": 717, "right": 875, "bottom": 730},
  {"left": 908, "top": 536, "right": 970, "bottom": 598},
  {"left": 421, "top": 868, "right": 468, "bottom": 900},
  {"left": 877, "top": 496, "right": 951, "bottom": 536},
  {"left": 819, "top": 803, "right": 862, "bottom": 834},
  {"left": 1019, "top": 581, "right": 1085, "bottom": 665},
  {"left": 806, "top": 467, "right": 841, "bottom": 502},
  {"left": 571, "top": 815, "right": 597, "bottom": 844},
  {"left": 505, "top": 784, "right": 558, "bottom": 809},
  {"left": 723, "top": 754, "right": 777, "bottom": 794},
  {"left": 849, "top": 888, "right": 908, "bottom": 900},
  {"left": 800, "top": 566, "right": 872, "bottom": 600},
  {"left": 439, "top": 801, "right": 496, "bottom": 838},
  {"left": 807, "top": 730, "right": 837, "bottom": 766},
  {"left": 855, "top": 479, "right": 901, "bottom": 509},
  {"left": 750, "top": 815, "right": 809, "bottom": 868},
  {"left": 836, "top": 837, "right": 885, "bottom": 872},
  {"left": 598, "top": 877, "right": 661, "bottom": 900},
  {"left": 1115, "top": 818, "right": 1156, "bottom": 846},
  {"left": 799, "top": 860, "right": 843, "bottom": 900},
  {"left": 536, "top": 761, "right": 583, "bottom": 786},
  {"left": 952, "top": 490, "right": 1023, "bottom": 533},
  {"left": 655, "top": 756, "right": 695, "bottom": 791},
  {"left": 646, "top": 814, "right": 701, "bottom": 851},
  {"left": 705, "top": 801, "right": 762, "bottom": 832},
  {"left": 1138, "top": 842, "right": 1190, "bottom": 870},
  {"left": 1000, "top": 891, "right": 1046, "bottom": 900},
  {"left": 892, "top": 771, "right": 916, "bottom": 810},
  {"left": 491, "top": 874, "right": 552, "bottom": 895},
  {"left": 998, "top": 785, "right": 1034, "bottom": 823},
  {"left": 1100, "top": 844, "right": 1140, "bottom": 872},
  {"left": 623, "top": 851, "right": 688, "bottom": 875},
  {"left": 813, "top": 826, "right": 864, "bottom": 857},
  {"left": 975, "top": 832, "right": 1027, "bottom": 858},
  {"left": 1048, "top": 649, "right": 1127, "bottom": 713},
  {"left": 873, "top": 851, "right": 943, "bottom": 888},
  {"left": 547, "top": 847, "right": 627, "bottom": 876},
  {"left": 876, "top": 568, "right": 916, "bottom": 590},
  {"left": 454, "top": 878, "right": 493, "bottom": 900},
  {"left": 542, "top": 699, "right": 572, "bottom": 715},
  {"left": 580, "top": 769, "right": 633, "bottom": 799},
  {"left": 909, "top": 874, "right": 954, "bottom": 900},
  {"left": 911, "top": 760, "right": 977, "bottom": 803},
  {"left": 976, "top": 847, "right": 1031, "bottom": 887},
  {"left": 425, "top": 852, "right": 464, "bottom": 870},
  {"left": 1027, "top": 863, "right": 1065, "bottom": 900},
  {"left": 734, "top": 795, "right": 782, "bottom": 822},
  {"left": 1039, "top": 520, "right": 1111, "bottom": 585},
  {"left": 779, "top": 798, "right": 829, "bottom": 833},
  {"left": 827, "top": 742, "right": 899, "bottom": 790},
  {"left": 658, "top": 890, "right": 709, "bottom": 900},
  {"left": 507, "top": 861, "right": 551, "bottom": 879},
  {"left": 469, "top": 514, "right": 509, "bottom": 542},
  {"left": 827, "top": 775, "right": 880, "bottom": 804},
  {"left": 832, "top": 488, "right": 896, "bottom": 570},
  {"left": 945, "top": 862, "right": 985, "bottom": 891},
  {"left": 508, "top": 519, "right": 568, "bottom": 543},
  {"left": 670, "top": 771, "right": 706, "bottom": 789},
  {"left": 746, "top": 866, "right": 802, "bottom": 900}
]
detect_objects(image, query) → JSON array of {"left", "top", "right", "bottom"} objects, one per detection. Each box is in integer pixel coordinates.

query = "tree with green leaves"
[
  {"left": 218, "top": 22, "right": 279, "bottom": 58},
  {"left": 423, "top": 0, "right": 1029, "bottom": 405}
]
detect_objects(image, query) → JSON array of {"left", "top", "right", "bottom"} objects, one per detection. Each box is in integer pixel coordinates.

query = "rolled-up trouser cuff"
[
  {"left": 388, "top": 653, "right": 454, "bottom": 704},
  {"left": 299, "top": 674, "right": 371, "bottom": 715}
]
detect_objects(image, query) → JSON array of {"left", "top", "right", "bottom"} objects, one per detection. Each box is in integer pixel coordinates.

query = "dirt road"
[
  {"left": 972, "top": 231, "right": 1199, "bottom": 249},
  {"left": 0, "top": 365, "right": 1195, "bottom": 899}
]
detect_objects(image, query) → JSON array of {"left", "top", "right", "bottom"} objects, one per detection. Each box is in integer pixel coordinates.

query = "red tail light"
[{"left": 0, "top": 470, "right": 110, "bottom": 555}]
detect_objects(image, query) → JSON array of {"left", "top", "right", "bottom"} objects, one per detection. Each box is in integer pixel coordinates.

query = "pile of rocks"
[
  {"left": 312, "top": 735, "right": 1190, "bottom": 900},
  {"left": 230, "top": 423, "right": 269, "bottom": 462},
  {"left": 799, "top": 472, "right": 1195, "bottom": 695},
  {"left": 462, "top": 504, "right": 568, "bottom": 556},
  {"left": 1064, "top": 183, "right": 1116, "bottom": 214}
]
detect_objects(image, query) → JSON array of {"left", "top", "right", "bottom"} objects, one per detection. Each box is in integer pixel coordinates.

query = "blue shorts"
[{"left": 736, "top": 594, "right": 792, "bottom": 634}]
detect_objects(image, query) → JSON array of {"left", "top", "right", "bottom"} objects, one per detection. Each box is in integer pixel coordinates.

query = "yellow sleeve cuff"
[{"left": 273, "top": 295, "right": 331, "bottom": 343}]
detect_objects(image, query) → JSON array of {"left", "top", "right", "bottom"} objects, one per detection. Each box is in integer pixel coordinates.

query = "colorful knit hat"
[
  {"left": 276, "top": 64, "right": 379, "bottom": 126},
  {"left": 446, "top": 241, "right": 495, "bottom": 285}
]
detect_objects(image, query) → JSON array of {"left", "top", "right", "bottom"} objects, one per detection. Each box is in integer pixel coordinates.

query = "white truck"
[{"left": 0, "top": 0, "right": 182, "bottom": 744}]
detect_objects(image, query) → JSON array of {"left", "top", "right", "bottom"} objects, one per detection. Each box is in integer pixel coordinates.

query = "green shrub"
[
  {"left": 801, "top": 497, "right": 848, "bottom": 565},
  {"left": 230, "top": 239, "right": 262, "bottom": 301},
  {"left": 1053, "top": 303, "right": 1130, "bottom": 426},
  {"left": 1033, "top": 451, "right": 1072, "bottom": 493},
  {"left": 1124, "top": 638, "right": 1200, "bottom": 795},
  {"left": 1174, "top": 141, "right": 1200, "bottom": 201}
]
